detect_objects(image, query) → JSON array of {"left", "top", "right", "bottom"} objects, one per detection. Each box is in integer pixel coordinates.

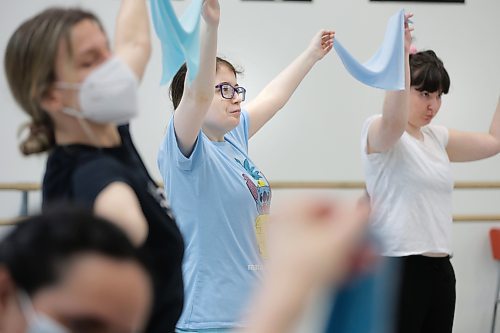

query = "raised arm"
[
  {"left": 173, "top": 0, "right": 219, "bottom": 157},
  {"left": 366, "top": 13, "right": 413, "bottom": 154},
  {"left": 245, "top": 29, "right": 335, "bottom": 138},
  {"left": 446, "top": 96, "right": 500, "bottom": 162},
  {"left": 114, "top": 0, "right": 152, "bottom": 80}
]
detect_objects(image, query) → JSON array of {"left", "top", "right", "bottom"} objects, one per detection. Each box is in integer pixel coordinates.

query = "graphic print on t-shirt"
[{"left": 236, "top": 158, "right": 271, "bottom": 258}]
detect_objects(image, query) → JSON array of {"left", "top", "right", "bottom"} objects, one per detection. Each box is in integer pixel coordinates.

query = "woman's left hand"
[{"left": 307, "top": 29, "right": 335, "bottom": 61}]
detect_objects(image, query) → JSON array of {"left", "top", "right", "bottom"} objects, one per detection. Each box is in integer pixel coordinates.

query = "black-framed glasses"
[{"left": 215, "top": 83, "right": 246, "bottom": 101}]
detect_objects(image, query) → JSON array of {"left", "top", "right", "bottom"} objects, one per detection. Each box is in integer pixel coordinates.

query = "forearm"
[
  {"left": 368, "top": 13, "right": 413, "bottom": 153},
  {"left": 114, "top": 0, "right": 151, "bottom": 77},
  {"left": 382, "top": 54, "right": 410, "bottom": 130},
  {"left": 368, "top": 54, "right": 410, "bottom": 153},
  {"left": 445, "top": 98, "right": 500, "bottom": 162},
  {"left": 173, "top": 3, "right": 219, "bottom": 155},
  {"left": 246, "top": 29, "right": 332, "bottom": 137},
  {"left": 187, "top": 23, "right": 218, "bottom": 104},
  {"left": 255, "top": 50, "right": 318, "bottom": 111}
]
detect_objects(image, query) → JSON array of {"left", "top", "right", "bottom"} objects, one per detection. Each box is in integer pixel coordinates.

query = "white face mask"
[
  {"left": 18, "top": 291, "right": 69, "bottom": 333},
  {"left": 57, "top": 56, "right": 139, "bottom": 125}
]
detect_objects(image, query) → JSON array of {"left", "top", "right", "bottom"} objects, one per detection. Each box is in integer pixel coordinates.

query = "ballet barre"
[{"left": 1, "top": 181, "right": 499, "bottom": 225}]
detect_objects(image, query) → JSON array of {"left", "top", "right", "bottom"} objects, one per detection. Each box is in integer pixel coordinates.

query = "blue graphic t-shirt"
[{"left": 158, "top": 110, "right": 271, "bottom": 329}]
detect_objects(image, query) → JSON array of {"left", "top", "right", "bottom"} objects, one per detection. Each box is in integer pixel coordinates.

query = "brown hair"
[
  {"left": 5, "top": 8, "right": 103, "bottom": 155},
  {"left": 169, "top": 57, "right": 243, "bottom": 110}
]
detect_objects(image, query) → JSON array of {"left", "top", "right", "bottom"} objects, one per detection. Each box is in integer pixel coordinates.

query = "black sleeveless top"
[{"left": 43, "top": 125, "right": 184, "bottom": 333}]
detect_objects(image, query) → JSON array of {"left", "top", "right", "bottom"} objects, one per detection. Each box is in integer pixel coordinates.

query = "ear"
[{"left": 40, "top": 86, "right": 64, "bottom": 115}]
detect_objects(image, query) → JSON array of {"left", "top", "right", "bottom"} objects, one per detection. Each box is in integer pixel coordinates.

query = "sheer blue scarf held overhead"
[
  {"left": 150, "top": 0, "right": 204, "bottom": 84},
  {"left": 150, "top": 3, "right": 405, "bottom": 90},
  {"left": 334, "top": 9, "right": 406, "bottom": 90}
]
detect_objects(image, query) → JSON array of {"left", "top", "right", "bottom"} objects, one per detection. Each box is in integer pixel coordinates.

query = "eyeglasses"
[{"left": 215, "top": 83, "right": 246, "bottom": 101}]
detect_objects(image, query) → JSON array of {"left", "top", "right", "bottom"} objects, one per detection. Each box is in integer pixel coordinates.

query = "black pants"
[{"left": 389, "top": 255, "right": 456, "bottom": 333}]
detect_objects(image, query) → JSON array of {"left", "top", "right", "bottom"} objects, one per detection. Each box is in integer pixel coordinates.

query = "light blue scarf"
[
  {"left": 150, "top": 0, "right": 204, "bottom": 84},
  {"left": 150, "top": 3, "right": 405, "bottom": 90},
  {"left": 334, "top": 9, "right": 406, "bottom": 90}
]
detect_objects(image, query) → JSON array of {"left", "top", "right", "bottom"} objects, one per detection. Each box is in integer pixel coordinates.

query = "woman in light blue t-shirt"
[{"left": 157, "top": 0, "right": 334, "bottom": 331}]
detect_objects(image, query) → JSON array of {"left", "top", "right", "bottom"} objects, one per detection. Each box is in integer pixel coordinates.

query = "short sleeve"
[
  {"left": 428, "top": 124, "right": 449, "bottom": 148},
  {"left": 72, "top": 157, "right": 130, "bottom": 208},
  {"left": 158, "top": 116, "right": 205, "bottom": 173}
]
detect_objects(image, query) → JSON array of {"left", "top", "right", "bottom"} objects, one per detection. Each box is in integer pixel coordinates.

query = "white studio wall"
[{"left": 1, "top": 0, "right": 499, "bottom": 332}]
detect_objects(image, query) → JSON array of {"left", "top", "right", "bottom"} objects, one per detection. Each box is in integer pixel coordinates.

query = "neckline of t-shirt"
[
  {"left": 405, "top": 128, "right": 427, "bottom": 144},
  {"left": 199, "top": 129, "right": 229, "bottom": 146},
  {"left": 207, "top": 133, "right": 232, "bottom": 147}
]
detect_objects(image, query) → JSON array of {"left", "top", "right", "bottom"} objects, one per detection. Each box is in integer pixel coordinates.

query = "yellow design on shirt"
[{"left": 255, "top": 214, "right": 268, "bottom": 259}]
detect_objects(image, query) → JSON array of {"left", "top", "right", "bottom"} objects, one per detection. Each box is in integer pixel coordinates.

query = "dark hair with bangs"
[
  {"left": 0, "top": 206, "right": 147, "bottom": 296},
  {"left": 410, "top": 50, "right": 450, "bottom": 94},
  {"left": 169, "top": 57, "right": 243, "bottom": 110}
]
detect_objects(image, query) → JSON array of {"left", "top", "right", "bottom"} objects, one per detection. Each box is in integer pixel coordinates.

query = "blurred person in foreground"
[
  {"left": 0, "top": 196, "right": 369, "bottom": 333},
  {"left": 0, "top": 208, "right": 152, "bottom": 333}
]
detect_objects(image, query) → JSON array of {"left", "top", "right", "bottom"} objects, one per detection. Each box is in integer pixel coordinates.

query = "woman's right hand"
[{"left": 202, "top": 0, "right": 220, "bottom": 27}]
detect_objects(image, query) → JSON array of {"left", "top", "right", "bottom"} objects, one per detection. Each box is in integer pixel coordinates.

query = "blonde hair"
[{"left": 4, "top": 8, "right": 103, "bottom": 155}]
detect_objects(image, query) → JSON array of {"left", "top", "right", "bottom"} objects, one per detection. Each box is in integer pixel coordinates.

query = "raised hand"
[
  {"left": 202, "top": 0, "right": 220, "bottom": 27},
  {"left": 404, "top": 12, "right": 414, "bottom": 54},
  {"left": 307, "top": 29, "right": 335, "bottom": 61}
]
